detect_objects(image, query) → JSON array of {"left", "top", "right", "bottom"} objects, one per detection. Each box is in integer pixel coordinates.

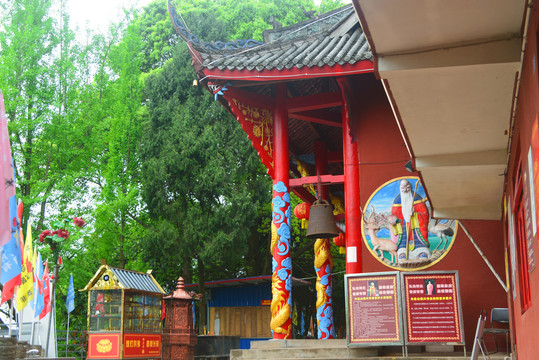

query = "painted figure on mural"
[
  {"left": 368, "top": 281, "right": 378, "bottom": 297},
  {"left": 388, "top": 179, "right": 431, "bottom": 262},
  {"left": 425, "top": 280, "right": 435, "bottom": 295}
]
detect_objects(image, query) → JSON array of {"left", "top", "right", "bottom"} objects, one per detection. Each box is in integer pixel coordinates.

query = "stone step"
[{"left": 231, "top": 346, "right": 379, "bottom": 359}]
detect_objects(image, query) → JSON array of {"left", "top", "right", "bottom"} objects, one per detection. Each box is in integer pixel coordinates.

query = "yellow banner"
[{"left": 16, "top": 223, "right": 34, "bottom": 311}]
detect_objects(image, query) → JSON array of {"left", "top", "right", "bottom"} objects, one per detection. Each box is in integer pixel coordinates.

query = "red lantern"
[
  {"left": 293, "top": 202, "right": 311, "bottom": 229},
  {"left": 333, "top": 232, "right": 346, "bottom": 254}
]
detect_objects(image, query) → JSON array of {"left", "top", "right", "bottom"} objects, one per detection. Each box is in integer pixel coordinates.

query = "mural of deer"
[{"left": 363, "top": 206, "right": 398, "bottom": 264}]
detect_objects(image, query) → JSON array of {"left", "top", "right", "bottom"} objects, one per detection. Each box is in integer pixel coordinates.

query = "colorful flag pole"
[{"left": 65, "top": 273, "right": 75, "bottom": 357}]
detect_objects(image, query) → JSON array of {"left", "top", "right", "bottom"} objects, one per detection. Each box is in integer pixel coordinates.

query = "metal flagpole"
[
  {"left": 30, "top": 290, "right": 37, "bottom": 344},
  {"left": 66, "top": 313, "right": 70, "bottom": 357},
  {"left": 8, "top": 294, "right": 13, "bottom": 337},
  {"left": 45, "top": 264, "right": 58, "bottom": 357}
]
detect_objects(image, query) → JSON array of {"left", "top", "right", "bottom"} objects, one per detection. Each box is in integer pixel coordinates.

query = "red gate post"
[
  {"left": 337, "top": 78, "right": 362, "bottom": 275},
  {"left": 163, "top": 277, "right": 197, "bottom": 360}
]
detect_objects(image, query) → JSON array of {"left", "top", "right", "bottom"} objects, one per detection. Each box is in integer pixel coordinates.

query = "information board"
[
  {"left": 402, "top": 271, "right": 464, "bottom": 344},
  {"left": 345, "top": 272, "right": 403, "bottom": 346}
]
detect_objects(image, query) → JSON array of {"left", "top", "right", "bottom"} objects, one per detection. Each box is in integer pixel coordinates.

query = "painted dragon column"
[
  {"left": 314, "top": 141, "right": 334, "bottom": 339},
  {"left": 270, "top": 83, "right": 292, "bottom": 339}
]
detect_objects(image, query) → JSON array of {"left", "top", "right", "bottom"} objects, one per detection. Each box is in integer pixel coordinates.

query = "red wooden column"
[
  {"left": 314, "top": 141, "right": 334, "bottom": 339},
  {"left": 270, "top": 83, "right": 292, "bottom": 339},
  {"left": 338, "top": 79, "right": 362, "bottom": 274}
]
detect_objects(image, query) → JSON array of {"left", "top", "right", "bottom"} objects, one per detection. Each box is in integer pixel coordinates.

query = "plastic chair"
[{"left": 482, "top": 308, "right": 510, "bottom": 354}]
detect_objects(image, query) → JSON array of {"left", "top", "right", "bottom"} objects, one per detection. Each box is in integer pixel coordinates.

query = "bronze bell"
[{"left": 305, "top": 199, "right": 339, "bottom": 239}]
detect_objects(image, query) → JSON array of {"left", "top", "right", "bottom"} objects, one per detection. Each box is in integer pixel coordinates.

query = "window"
[{"left": 89, "top": 290, "right": 122, "bottom": 332}]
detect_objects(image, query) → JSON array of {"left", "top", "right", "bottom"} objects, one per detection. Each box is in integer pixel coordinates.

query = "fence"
[{"left": 57, "top": 329, "right": 87, "bottom": 360}]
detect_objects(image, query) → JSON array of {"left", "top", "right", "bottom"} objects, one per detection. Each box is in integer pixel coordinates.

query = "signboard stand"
[
  {"left": 345, "top": 271, "right": 404, "bottom": 354},
  {"left": 346, "top": 270, "right": 465, "bottom": 357},
  {"left": 401, "top": 270, "right": 465, "bottom": 357}
]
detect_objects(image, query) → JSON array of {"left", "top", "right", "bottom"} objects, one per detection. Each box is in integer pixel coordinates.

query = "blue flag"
[
  {"left": 66, "top": 273, "right": 75, "bottom": 314},
  {"left": 33, "top": 252, "right": 45, "bottom": 317}
]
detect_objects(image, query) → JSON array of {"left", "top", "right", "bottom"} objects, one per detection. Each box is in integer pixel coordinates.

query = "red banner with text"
[{"left": 123, "top": 333, "right": 162, "bottom": 358}]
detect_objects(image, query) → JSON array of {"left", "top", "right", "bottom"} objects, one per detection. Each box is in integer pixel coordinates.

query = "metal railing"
[{"left": 56, "top": 330, "right": 87, "bottom": 360}]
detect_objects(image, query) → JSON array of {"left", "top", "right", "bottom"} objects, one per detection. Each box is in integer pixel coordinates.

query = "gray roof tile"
[
  {"left": 169, "top": 1, "right": 372, "bottom": 73},
  {"left": 110, "top": 267, "right": 164, "bottom": 294}
]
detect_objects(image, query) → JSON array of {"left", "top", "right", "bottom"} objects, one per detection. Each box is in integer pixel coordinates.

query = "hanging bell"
[{"left": 305, "top": 199, "right": 339, "bottom": 239}]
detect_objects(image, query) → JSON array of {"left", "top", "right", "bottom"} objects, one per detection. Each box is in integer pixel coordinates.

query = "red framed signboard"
[
  {"left": 345, "top": 272, "right": 404, "bottom": 346},
  {"left": 88, "top": 333, "right": 121, "bottom": 359},
  {"left": 402, "top": 271, "right": 464, "bottom": 344},
  {"left": 123, "top": 333, "right": 162, "bottom": 358}
]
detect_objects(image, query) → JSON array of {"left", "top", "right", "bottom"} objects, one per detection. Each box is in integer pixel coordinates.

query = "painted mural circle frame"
[{"left": 361, "top": 176, "right": 458, "bottom": 271}]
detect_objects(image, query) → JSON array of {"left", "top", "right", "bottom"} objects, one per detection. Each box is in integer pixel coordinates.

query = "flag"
[
  {"left": 16, "top": 222, "right": 34, "bottom": 311},
  {"left": 0, "top": 90, "right": 15, "bottom": 247},
  {"left": 66, "top": 273, "right": 75, "bottom": 314},
  {"left": 39, "top": 261, "right": 51, "bottom": 320},
  {"left": 0, "top": 197, "right": 22, "bottom": 304},
  {"left": 33, "top": 252, "right": 45, "bottom": 317},
  {"left": 0, "top": 90, "right": 21, "bottom": 304}
]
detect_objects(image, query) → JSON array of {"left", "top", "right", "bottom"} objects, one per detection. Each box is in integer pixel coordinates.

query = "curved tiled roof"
[{"left": 168, "top": 1, "right": 372, "bottom": 72}]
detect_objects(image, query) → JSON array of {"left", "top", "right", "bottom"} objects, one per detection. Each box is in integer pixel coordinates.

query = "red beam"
[
  {"left": 290, "top": 109, "right": 342, "bottom": 127},
  {"left": 286, "top": 91, "right": 342, "bottom": 112},
  {"left": 200, "top": 60, "right": 374, "bottom": 82},
  {"left": 289, "top": 174, "right": 344, "bottom": 187},
  {"left": 291, "top": 187, "right": 316, "bottom": 203}
]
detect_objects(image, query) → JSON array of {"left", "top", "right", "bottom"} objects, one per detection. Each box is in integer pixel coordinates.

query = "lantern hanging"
[
  {"left": 333, "top": 232, "right": 346, "bottom": 254},
  {"left": 294, "top": 202, "right": 311, "bottom": 229}
]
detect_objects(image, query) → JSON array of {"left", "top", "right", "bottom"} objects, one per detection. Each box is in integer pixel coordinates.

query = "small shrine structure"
[{"left": 83, "top": 263, "right": 165, "bottom": 359}]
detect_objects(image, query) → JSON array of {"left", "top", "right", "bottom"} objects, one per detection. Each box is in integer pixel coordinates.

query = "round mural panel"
[{"left": 361, "top": 176, "right": 457, "bottom": 271}]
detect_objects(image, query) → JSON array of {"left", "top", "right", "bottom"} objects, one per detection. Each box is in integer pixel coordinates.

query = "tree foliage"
[{"left": 0, "top": 0, "right": 349, "bottom": 341}]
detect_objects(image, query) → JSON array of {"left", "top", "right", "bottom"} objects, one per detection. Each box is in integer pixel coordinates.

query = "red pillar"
[
  {"left": 338, "top": 79, "right": 362, "bottom": 274},
  {"left": 270, "top": 83, "right": 292, "bottom": 339}
]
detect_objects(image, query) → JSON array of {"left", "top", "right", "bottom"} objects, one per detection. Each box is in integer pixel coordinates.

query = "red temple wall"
[
  {"left": 503, "top": 3, "right": 539, "bottom": 358},
  {"left": 348, "top": 73, "right": 507, "bottom": 351}
]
